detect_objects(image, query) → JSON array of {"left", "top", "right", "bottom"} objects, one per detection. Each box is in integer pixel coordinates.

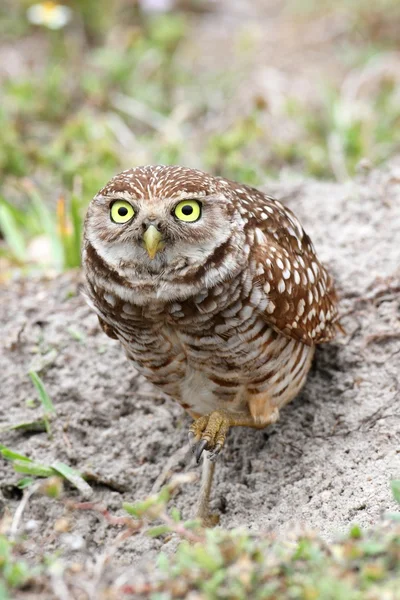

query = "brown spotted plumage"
[{"left": 82, "top": 165, "right": 339, "bottom": 522}]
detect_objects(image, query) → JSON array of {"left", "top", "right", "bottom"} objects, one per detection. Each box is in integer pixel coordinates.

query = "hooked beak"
[{"left": 142, "top": 224, "right": 164, "bottom": 260}]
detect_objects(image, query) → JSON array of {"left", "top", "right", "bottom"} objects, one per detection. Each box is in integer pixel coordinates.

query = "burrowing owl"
[{"left": 82, "top": 165, "right": 339, "bottom": 521}]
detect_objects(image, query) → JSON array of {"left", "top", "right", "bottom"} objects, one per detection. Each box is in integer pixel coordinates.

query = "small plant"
[
  {"left": 0, "top": 475, "right": 399, "bottom": 597},
  {"left": 123, "top": 473, "right": 202, "bottom": 539},
  {"left": 278, "top": 73, "right": 400, "bottom": 180},
  {"left": 1, "top": 372, "right": 56, "bottom": 436},
  {"left": 0, "top": 534, "right": 40, "bottom": 594},
  {"left": 29, "top": 370, "right": 56, "bottom": 436},
  {"left": 391, "top": 479, "right": 400, "bottom": 504},
  {"left": 0, "top": 186, "right": 83, "bottom": 271},
  {"left": 0, "top": 445, "right": 92, "bottom": 497},
  {"left": 205, "top": 112, "right": 264, "bottom": 185}
]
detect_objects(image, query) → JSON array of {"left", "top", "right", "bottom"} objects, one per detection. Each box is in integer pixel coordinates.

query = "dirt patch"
[{"left": 1, "top": 162, "right": 399, "bottom": 574}]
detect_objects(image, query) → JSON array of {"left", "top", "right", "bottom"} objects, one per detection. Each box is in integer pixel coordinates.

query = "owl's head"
[{"left": 84, "top": 166, "right": 243, "bottom": 280}]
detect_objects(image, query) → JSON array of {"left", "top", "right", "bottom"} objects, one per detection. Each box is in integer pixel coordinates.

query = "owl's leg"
[
  {"left": 195, "top": 451, "right": 219, "bottom": 527},
  {"left": 189, "top": 403, "right": 279, "bottom": 523},
  {"left": 189, "top": 407, "right": 279, "bottom": 463}
]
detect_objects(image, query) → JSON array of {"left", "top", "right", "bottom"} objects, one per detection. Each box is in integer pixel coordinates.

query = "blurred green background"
[{"left": 1, "top": 0, "right": 400, "bottom": 274}]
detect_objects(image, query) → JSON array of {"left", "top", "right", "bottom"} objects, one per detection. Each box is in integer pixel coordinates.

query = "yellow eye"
[
  {"left": 174, "top": 200, "right": 201, "bottom": 222},
  {"left": 110, "top": 200, "right": 135, "bottom": 224}
]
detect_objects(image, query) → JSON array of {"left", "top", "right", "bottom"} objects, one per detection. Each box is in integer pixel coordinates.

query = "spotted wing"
[{"left": 241, "top": 186, "right": 339, "bottom": 346}]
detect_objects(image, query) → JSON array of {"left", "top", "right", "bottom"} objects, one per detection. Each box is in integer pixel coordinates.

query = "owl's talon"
[
  {"left": 208, "top": 445, "right": 222, "bottom": 462},
  {"left": 189, "top": 410, "right": 231, "bottom": 463},
  {"left": 194, "top": 439, "right": 208, "bottom": 463},
  {"left": 189, "top": 415, "right": 208, "bottom": 438}
]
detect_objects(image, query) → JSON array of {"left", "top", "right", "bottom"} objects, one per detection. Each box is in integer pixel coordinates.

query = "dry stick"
[
  {"left": 49, "top": 564, "right": 71, "bottom": 600},
  {"left": 364, "top": 330, "right": 400, "bottom": 347},
  {"left": 70, "top": 500, "right": 202, "bottom": 600},
  {"left": 150, "top": 444, "right": 192, "bottom": 493},
  {"left": 86, "top": 526, "right": 140, "bottom": 600},
  {"left": 62, "top": 502, "right": 143, "bottom": 600},
  {"left": 69, "top": 499, "right": 203, "bottom": 543},
  {"left": 68, "top": 501, "right": 140, "bottom": 530},
  {"left": 162, "top": 512, "right": 204, "bottom": 544},
  {"left": 89, "top": 549, "right": 118, "bottom": 600},
  {"left": 9, "top": 482, "right": 40, "bottom": 542}
]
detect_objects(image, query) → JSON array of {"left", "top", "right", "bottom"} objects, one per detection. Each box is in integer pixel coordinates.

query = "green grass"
[
  {"left": 0, "top": 473, "right": 399, "bottom": 598},
  {"left": 1, "top": 372, "right": 56, "bottom": 436},
  {"left": 2, "top": 1, "right": 400, "bottom": 273},
  {"left": 0, "top": 185, "right": 83, "bottom": 271},
  {"left": 0, "top": 444, "right": 92, "bottom": 497},
  {"left": 0, "top": 369, "right": 93, "bottom": 497},
  {"left": 277, "top": 79, "right": 400, "bottom": 179}
]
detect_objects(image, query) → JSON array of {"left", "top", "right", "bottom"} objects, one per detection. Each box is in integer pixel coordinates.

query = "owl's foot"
[
  {"left": 189, "top": 408, "right": 279, "bottom": 525},
  {"left": 188, "top": 410, "right": 232, "bottom": 463},
  {"left": 188, "top": 407, "right": 280, "bottom": 463}
]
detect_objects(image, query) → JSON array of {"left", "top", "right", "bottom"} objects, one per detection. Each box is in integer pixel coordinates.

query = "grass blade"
[
  {"left": 391, "top": 480, "right": 400, "bottom": 504},
  {"left": 147, "top": 525, "right": 171, "bottom": 538},
  {"left": 52, "top": 462, "right": 93, "bottom": 498},
  {"left": 17, "top": 477, "right": 35, "bottom": 489},
  {"left": 13, "top": 461, "right": 54, "bottom": 477},
  {"left": 0, "top": 445, "right": 32, "bottom": 463},
  {"left": 27, "top": 186, "right": 64, "bottom": 270},
  {"left": 68, "top": 194, "right": 83, "bottom": 268},
  {"left": 0, "top": 420, "right": 47, "bottom": 433},
  {"left": 29, "top": 371, "right": 55, "bottom": 415},
  {"left": 0, "top": 202, "right": 27, "bottom": 263},
  {"left": 1, "top": 443, "right": 92, "bottom": 497}
]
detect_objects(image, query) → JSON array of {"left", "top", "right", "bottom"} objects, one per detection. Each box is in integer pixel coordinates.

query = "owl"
[{"left": 82, "top": 165, "right": 339, "bottom": 522}]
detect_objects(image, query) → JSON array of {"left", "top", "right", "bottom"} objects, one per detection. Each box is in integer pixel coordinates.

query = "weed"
[
  {"left": 1, "top": 372, "right": 55, "bottom": 437},
  {"left": 1, "top": 474, "right": 398, "bottom": 598},
  {"left": 0, "top": 186, "right": 83, "bottom": 271},
  {"left": 2, "top": 2, "right": 400, "bottom": 272},
  {"left": 0, "top": 444, "right": 92, "bottom": 497}
]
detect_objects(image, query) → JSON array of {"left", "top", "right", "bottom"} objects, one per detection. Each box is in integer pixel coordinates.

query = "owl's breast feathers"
[{"left": 84, "top": 246, "right": 316, "bottom": 415}]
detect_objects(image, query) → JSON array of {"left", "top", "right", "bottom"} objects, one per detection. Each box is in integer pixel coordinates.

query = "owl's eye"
[
  {"left": 173, "top": 200, "right": 201, "bottom": 222},
  {"left": 110, "top": 200, "right": 135, "bottom": 224}
]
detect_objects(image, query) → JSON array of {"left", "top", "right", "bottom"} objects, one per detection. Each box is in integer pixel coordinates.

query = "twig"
[
  {"left": 49, "top": 561, "right": 71, "bottom": 600},
  {"left": 161, "top": 512, "right": 204, "bottom": 544},
  {"left": 340, "top": 275, "right": 400, "bottom": 314},
  {"left": 359, "top": 396, "right": 399, "bottom": 430},
  {"left": 364, "top": 330, "right": 400, "bottom": 347},
  {"left": 67, "top": 501, "right": 141, "bottom": 530},
  {"left": 83, "top": 471, "right": 128, "bottom": 493},
  {"left": 151, "top": 444, "right": 190, "bottom": 493},
  {"left": 9, "top": 482, "right": 40, "bottom": 542}
]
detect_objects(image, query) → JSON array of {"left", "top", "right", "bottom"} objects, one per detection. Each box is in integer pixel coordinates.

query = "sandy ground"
[{"left": 1, "top": 161, "right": 399, "bottom": 581}]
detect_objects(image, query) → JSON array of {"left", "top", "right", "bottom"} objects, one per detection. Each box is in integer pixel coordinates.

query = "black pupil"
[
  {"left": 118, "top": 206, "right": 128, "bottom": 217},
  {"left": 182, "top": 205, "right": 193, "bottom": 215}
]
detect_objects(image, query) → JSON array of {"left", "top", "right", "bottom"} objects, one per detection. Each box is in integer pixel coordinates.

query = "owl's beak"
[{"left": 142, "top": 224, "right": 164, "bottom": 260}]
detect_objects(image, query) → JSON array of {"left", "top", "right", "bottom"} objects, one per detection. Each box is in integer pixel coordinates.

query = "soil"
[{"left": 1, "top": 161, "right": 399, "bottom": 580}]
